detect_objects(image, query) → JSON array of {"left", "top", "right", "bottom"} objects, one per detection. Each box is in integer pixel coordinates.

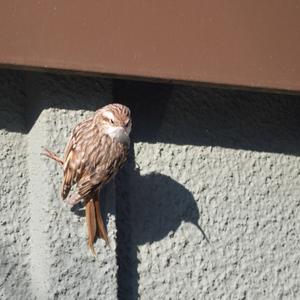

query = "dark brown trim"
[{"left": 1, "top": 1, "right": 299, "bottom": 93}]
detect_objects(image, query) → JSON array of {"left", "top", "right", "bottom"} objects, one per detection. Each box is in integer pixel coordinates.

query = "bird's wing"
[
  {"left": 61, "top": 117, "right": 95, "bottom": 199},
  {"left": 76, "top": 165, "right": 114, "bottom": 198},
  {"left": 77, "top": 139, "right": 129, "bottom": 199}
]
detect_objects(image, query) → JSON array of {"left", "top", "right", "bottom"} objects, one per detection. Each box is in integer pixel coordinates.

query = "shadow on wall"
[
  {"left": 114, "top": 148, "right": 208, "bottom": 300},
  {"left": 114, "top": 79, "right": 300, "bottom": 155},
  {"left": 0, "top": 69, "right": 109, "bottom": 133},
  {"left": 1, "top": 69, "right": 300, "bottom": 156},
  {"left": 127, "top": 169, "right": 206, "bottom": 245},
  {"left": 113, "top": 79, "right": 300, "bottom": 299}
]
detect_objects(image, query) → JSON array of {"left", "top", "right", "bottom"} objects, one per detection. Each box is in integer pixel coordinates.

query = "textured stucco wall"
[
  {"left": 1, "top": 70, "right": 300, "bottom": 300},
  {"left": 0, "top": 71, "right": 117, "bottom": 300},
  {"left": 114, "top": 82, "right": 300, "bottom": 300}
]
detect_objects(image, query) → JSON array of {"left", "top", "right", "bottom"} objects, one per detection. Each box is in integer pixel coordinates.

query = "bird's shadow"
[
  {"left": 126, "top": 169, "right": 207, "bottom": 245},
  {"left": 70, "top": 165, "right": 207, "bottom": 244},
  {"left": 113, "top": 148, "right": 208, "bottom": 299}
]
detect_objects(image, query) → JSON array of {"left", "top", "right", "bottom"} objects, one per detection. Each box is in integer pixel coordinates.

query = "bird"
[{"left": 42, "top": 103, "right": 132, "bottom": 255}]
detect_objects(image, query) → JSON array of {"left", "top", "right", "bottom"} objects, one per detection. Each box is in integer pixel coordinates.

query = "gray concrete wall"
[{"left": 0, "top": 70, "right": 300, "bottom": 299}]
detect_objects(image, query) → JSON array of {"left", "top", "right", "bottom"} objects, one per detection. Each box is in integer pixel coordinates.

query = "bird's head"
[{"left": 95, "top": 103, "right": 132, "bottom": 144}]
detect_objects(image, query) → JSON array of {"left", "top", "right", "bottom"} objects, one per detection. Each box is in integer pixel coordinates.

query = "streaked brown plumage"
[{"left": 42, "top": 103, "right": 131, "bottom": 255}]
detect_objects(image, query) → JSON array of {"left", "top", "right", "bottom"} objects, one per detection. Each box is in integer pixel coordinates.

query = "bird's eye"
[{"left": 110, "top": 119, "right": 114, "bottom": 124}]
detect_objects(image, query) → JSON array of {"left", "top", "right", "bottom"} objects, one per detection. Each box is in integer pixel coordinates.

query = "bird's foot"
[{"left": 41, "top": 147, "right": 64, "bottom": 166}]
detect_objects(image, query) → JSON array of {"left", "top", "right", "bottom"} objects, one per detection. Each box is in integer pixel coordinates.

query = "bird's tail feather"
[
  {"left": 85, "top": 198, "right": 97, "bottom": 256},
  {"left": 41, "top": 147, "right": 64, "bottom": 166},
  {"left": 94, "top": 198, "right": 109, "bottom": 245},
  {"left": 84, "top": 195, "right": 109, "bottom": 256}
]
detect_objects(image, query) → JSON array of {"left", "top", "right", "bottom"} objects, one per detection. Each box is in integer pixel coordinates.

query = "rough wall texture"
[
  {"left": 114, "top": 81, "right": 300, "bottom": 300},
  {"left": 0, "top": 72, "right": 31, "bottom": 300},
  {"left": 0, "top": 70, "right": 300, "bottom": 300},
  {"left": 0, "top": 70, "right": 117, "bottom": 299}
]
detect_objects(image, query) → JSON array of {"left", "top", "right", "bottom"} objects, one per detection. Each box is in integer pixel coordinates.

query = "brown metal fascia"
[{"left": 0, "top": 1, "right": 299, "bottom": 93}]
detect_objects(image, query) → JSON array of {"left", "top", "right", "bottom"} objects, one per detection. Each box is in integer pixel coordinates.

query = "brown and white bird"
[{"left": 42, "top": 103, "right": 131, "bottom": 255}]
